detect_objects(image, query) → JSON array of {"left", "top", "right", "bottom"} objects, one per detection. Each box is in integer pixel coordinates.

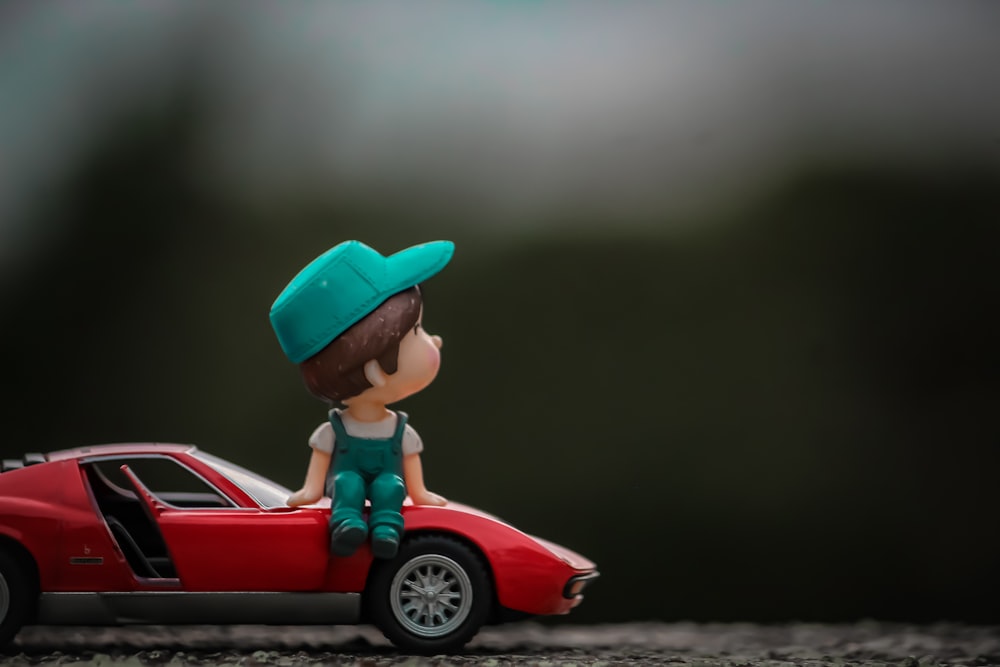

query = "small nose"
[{"left": 431, "top": 335, "right": 443, "bottom": 349}]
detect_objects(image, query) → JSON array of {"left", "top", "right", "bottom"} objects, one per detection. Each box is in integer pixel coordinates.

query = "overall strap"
[
  {"left": 328, "top": 410, "right": 350, "bottom": 441},
  {"left": 392, "top": 411, "right": 409, "bottom": 442}
]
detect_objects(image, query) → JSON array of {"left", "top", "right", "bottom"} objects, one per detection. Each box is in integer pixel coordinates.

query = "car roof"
[{"left": 47, "top": 442, "right": 197, "bottom": 461}]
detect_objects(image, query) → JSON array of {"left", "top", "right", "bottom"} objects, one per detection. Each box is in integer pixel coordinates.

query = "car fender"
[
  {"left": 401, "top": 503, "right": 595, "bottom": 616},
  {"left": 0, "top": 462, "right": 71, "bottom": 590}
]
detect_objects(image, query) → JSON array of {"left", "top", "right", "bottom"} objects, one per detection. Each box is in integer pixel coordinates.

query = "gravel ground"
[{"left": 5, "top": 622, "right": 1000, "bottom": 667}]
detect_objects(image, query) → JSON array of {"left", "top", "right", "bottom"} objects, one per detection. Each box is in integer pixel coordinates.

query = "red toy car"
[{"left": 0, "top": 444, "right": 597, "bottom": 654}]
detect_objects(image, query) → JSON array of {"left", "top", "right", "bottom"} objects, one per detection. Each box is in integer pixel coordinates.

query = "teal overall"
[{"left": 325, "top": 410, "right": 408, "bottom": 559}]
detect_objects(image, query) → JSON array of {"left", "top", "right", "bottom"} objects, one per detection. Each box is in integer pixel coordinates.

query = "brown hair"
[{"left": 299, "top": 287, "right": 422, "bottom": 403}]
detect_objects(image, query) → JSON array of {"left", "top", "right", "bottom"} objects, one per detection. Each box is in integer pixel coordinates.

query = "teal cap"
[{"left": 270, "top": 240, "right": 454, "bottom": 363}]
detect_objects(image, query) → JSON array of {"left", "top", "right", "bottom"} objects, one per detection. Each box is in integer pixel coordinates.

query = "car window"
[
  {"left": 191, "top": 451, "right": 293, "bottom": 509},
  {"left": 86, "top": 456, "right": 236, "bottom": 509}
]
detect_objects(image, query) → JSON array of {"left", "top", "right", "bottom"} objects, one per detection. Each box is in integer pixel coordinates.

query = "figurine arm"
[
  {"left": 287, "top": 448, "right": 331, "bottom": 507},
  {"left": 403, "top": 453, "right": 446, "bottom": 506}
]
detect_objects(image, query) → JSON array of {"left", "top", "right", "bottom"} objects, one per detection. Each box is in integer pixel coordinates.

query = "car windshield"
[{"left": 191, "top": 451, "right": 293, "bottom": 509}]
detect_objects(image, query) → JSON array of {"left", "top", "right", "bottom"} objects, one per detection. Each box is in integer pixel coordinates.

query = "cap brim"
[{"left": 384, "top": 240, "right": 455, "bottom": 294}]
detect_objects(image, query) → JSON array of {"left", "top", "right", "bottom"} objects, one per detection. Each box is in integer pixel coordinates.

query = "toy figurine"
[{"left": 269, "top": 240, "right": 452, "bottom": 559}]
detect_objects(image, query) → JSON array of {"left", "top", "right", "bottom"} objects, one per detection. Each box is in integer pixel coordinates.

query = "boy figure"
[{"left": 270, "top": 240, "right": 452, "bottom": 559}]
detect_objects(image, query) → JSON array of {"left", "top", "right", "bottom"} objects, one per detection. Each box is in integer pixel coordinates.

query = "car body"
[{"left": 0, "top": 444, "right": 597, "bottom": 653}]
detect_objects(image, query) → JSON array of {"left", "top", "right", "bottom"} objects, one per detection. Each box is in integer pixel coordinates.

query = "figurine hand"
[
  {"left": 287, "top": 489, "right": 312, "bottom": 507},
  {"left": 410, "top": 490, "right": 447, "bottom": 507}
]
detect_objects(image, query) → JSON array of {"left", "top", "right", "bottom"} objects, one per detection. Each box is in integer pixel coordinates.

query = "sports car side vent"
[{"left": 1, "top": 453, "right": 47, "bottom": 472}]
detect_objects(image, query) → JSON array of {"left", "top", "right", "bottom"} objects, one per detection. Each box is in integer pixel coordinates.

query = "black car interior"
[{"left": 82, "top": 456, "right": 235, "bottom": 580}]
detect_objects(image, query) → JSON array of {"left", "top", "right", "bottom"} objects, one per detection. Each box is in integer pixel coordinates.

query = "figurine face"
[
  {"left": 345, "top": 309, "right": 443, "bottom": 406},
  {"left": 391, "top": 311, "right": 443, "bottom": 396}
]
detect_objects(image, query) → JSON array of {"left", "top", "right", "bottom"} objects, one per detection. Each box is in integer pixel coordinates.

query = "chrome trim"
[
  {"left": 562, "top": 571, "right": 600, "bottom": 599},
  {"left": 36, "top": 592, "right": 361, "bottom": 626},
  {"left": 69, "top": 557, "right": 104, "bottom": 565}
]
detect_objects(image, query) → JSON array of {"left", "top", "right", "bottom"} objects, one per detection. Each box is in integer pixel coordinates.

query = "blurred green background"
[{"left": 2, "top": 1, "right": 998, "bottom": 625}]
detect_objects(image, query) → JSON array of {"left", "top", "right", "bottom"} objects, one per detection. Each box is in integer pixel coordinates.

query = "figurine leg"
[
  {"left": 329, "top": 471, "right": 368, "bottom": 556},
  {"left": 368, "top": 472, "right": 406, "bottom": 559}
]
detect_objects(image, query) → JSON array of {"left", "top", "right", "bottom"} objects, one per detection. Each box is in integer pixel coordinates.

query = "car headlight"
[{"left": 563, "top": 571, "right": 600, "bottom": 598}]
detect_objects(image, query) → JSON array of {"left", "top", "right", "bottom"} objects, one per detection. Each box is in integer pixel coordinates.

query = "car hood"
[
  {"left": 410, "top": 500, "right": 597, "bottom": 571},
  {"left": 528, "top": 534, "right": 596, "bottom": 571},
  {"left": 291, "top": 497, "right": 596, "bottom": 571}
]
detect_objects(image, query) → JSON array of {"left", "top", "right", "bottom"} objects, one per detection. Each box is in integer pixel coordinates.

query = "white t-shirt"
[{"left": 309, "top": 409, "right": 423, "bottom": 457}]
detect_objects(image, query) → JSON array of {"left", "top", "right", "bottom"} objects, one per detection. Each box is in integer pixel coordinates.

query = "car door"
[{"left": 110, "top": 455, "right": 330, "bottom": 591}]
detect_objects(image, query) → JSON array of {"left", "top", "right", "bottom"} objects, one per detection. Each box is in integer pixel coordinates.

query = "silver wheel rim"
[
  {"left": 0, "top": 571, "right": 9, "bottom": 623},
  {"left": 389, "top": 553, "right": 472, "bottom": 638}
]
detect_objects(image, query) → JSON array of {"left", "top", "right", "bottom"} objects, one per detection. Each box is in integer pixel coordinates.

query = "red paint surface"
[{"left": 0, "top": 444, "right": 597, "bottom": 617}]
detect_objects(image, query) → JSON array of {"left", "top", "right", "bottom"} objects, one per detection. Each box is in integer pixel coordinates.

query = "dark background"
[{"left": 1, "top": 1, "right": 998, "bottom": 626}]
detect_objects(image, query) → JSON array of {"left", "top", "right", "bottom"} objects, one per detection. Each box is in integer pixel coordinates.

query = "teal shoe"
[
  {"left": 370, "top": 525, "right": 400, "bottom": 559},
  {"left": 331, "top": 520, "right": 368, "bottom": 557}
]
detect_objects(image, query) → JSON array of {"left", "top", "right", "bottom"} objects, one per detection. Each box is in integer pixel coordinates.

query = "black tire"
[
  {"left": 0, "top": 549, "right": 33, "bottom": 648},
  {"left": 365, "top": 534, "right": 492, "bottom": 654}
]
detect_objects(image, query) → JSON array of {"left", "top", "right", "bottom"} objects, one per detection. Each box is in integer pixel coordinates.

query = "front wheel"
[{"left": 365, "top": 535, "right": 492, "bottom": 654}]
